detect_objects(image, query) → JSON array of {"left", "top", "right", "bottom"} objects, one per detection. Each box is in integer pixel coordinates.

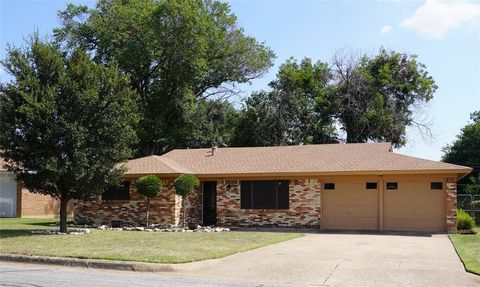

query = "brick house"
[
  {"left": 0, "top": 157, "right": 74, "bottom": 218},
  {"left": 74, "top": 143, "right": 471, "bottom": 233}
]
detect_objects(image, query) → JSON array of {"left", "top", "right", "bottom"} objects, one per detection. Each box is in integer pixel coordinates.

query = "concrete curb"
[{"left": 0, "top": 253, "right": 175, "bottom": 272}]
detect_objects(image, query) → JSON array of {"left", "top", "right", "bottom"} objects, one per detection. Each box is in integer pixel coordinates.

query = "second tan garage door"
[
  {"left": 323, "top": 182, "right": 379, "bottom": 230},
  {"left": 384, "top": 181, "right": 446, "bottom": 232}
]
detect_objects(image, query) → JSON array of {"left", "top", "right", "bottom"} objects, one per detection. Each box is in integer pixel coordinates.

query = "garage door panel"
[
  {"left": 323, "top": 182, "right": 378, "bottom": 230},
  {"left": 384, "top": 181, "right": 445, "bottom": 232},
  {"left": 324, "top": 203, "right": 351, "bottom": 218},
  {"left": 384, "top": 218, "right": 444, "bottom": 232}
]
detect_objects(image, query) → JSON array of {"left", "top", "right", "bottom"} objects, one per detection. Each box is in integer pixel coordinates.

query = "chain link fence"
[{"left": 457, "top": 193, "right": 480, "bottom": 223}]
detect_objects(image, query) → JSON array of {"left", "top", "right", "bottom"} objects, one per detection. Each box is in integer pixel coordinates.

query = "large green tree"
[
  {"left": 55, "top": 0, "right": 274, "bottom": 155},
  {"left": 0, "top": 36, "right": 139, "bottom": 232},
  {"left": 332, "top": 48, "right": 437, "bottom": 147},
  {"left": 232, "top": 58, "right": 336, "bottom": 146},
  {"left": 235, "top": 49, "right": 437, "bottom": 148},
  {"left": 443, "top": 111, "right": 480, "bottom": 194}
]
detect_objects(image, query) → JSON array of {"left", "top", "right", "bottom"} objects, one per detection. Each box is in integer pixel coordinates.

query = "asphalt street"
[{"left": 0, "top": 262, "right": 279, "bottom": 287}]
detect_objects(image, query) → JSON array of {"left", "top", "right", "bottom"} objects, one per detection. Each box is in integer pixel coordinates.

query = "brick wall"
[
  {"left": 446, "top": 177, "right": 457, "bottom": 233},
  {"left": 73, "top": 176, "right": 456, "bottom": 232},
  {"left": 74, "top": 180, "right": 177, "bottom": 226},
  {"left": 74, "top": 180, "right": 202, "bottom": 226},
  {"left": 18, "top": 186, "right": 73, "bottom": 218},
  {"left": 216, "top": 179, "right": 321, "bottom": 227}
]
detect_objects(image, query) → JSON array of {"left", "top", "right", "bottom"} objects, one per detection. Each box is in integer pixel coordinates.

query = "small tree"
[
  {"left": 136, "top": 175, "right": 162, "bottom": 226},
  {"left": 174, "top": 174, "right": 200, "bottom": 227},
  {"left": 0, "top": 36, "right": 139, "bottom": 232}
]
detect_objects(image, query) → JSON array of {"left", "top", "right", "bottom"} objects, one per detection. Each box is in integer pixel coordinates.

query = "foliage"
[
  {"left": 136, "top": 175, "right": 162, "bottom": 199},
  {"left": 55, "top": 0, "right": 275, "bottom": 155},
  {"left": 233, "top": 49, "right": 436, "bottom": 148},
  {"left": 182, "top": 99, "right": 239, "bottom": 148},
  {"left": 174, "top": 174, "right": 200, "bottom": 197},
  {"left": 136, "top": 175, "right": 162, "bottom": 226},
  {"left": 457, "top": 209, "right": 476, "bottom": 231},
  {"left": 174, "top": 174, "right": 200, "bottom": 227},
  {"left": 0, "top": 35, "right": 139, "bottom": 232},
  {"left": 331, "top": 48, "right": 437, "bottom": 147},
  {"left": 443, "top": 111, "right": 480, "bottom": 194},
  {"left": 232, "top": 58, "right": 337, "bottom": 146}
]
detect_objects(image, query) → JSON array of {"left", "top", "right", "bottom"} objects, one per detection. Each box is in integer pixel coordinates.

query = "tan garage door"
[
  {"left": 384, "top": 181, "right": 445, "bottom": 232},
  {"left": 323, "top": 182, "right": 378, "bottom": 230}
]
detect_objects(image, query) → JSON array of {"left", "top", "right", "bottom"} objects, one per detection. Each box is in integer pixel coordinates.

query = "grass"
[
  {"left": 449, "top": 226, "right": 480, "bottom": 275},
  {"left": 0, "top": 218, "right": 303, "bottom": 264}
]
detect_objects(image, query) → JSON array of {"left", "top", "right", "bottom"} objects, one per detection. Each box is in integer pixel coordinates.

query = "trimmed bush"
[
  {"left": 174, "top": 174, "right": 200, "bottom": 197},
  {"left": 174, "top": 174, "right": 200, "bottom": 227},
  {"left": 457, "top": 209, "right": 475, "bottom": 231},
  {"left": 136, "top": 175, "right": 162, "bottom": 226},
  {"left": 136, "top": 175, "right": 162, "bottom": 198}
]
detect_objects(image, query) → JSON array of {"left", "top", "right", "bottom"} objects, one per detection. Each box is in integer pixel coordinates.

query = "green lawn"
[
  {"left": 0, "top": 218, "right": 303, "bottom": 264},
  {"left": 449, "top": 226, "right": 480, "bottom": 275}
]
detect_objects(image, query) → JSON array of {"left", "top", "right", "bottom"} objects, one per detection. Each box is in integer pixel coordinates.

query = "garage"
[
  {"left": 0, "top": 172, "right": 17, "bottom": 217},
  {"left": 321, "top": 178, "right": 448, "bottom": 232},
  {"left": 322, "top": 181, "right": 379, "bottom": 230},
  {"left": 384, "top": 180, "right": 446, "bottom": 232}
]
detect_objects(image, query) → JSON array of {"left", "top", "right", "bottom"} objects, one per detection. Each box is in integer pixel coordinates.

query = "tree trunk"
[
  {"left": 146, "top": 198, "right": 150, "bottom": 227},
  {"left": 59, "top": 196, "right": 68, "bottom": 233},
  {"left": 182, "top": 197, "right": 186, "bottom": 228}
]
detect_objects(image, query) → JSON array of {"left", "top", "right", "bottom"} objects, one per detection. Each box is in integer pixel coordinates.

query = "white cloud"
[
  {"left": 381, "top": 25, "right": 392, "bottom": 34},
  {"left": 401, "top": 0, "right": 480, "bottom": 39}
]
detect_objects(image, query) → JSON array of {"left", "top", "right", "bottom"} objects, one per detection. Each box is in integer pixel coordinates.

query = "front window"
[
  {"left": 240, "top": 180, "right": 289, "bottom": 209},
  {"left": 102, "top": 181, "right": 130, "bottom": 201}
]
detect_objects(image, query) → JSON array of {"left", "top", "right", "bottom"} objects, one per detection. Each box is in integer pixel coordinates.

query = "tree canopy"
[
  {"left": 232, "top": 58, "right": 337, "bottom": 146},
  {"left": 55, "top": 0, "right": 275, "bottom": 155},
  {"left": 332, "top": 49, "right": 437, "bottom": 147},
  {"left": 0, "top": 36, "right": 139, "bottom": 232},
  {"left": 443, "top": 111, "right": 480, "bottom": 194},
  {"left": 233, "top": 49, "right": 436, "bottom": 147}
]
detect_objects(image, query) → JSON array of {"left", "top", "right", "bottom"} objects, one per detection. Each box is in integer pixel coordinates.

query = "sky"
[{"left": 0, "top": 0, "right": 479, "bottom": 161}]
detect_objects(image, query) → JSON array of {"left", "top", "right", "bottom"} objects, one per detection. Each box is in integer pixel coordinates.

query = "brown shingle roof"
[{"left": 124, "top": 143, "right": 472, "bottom": 178}]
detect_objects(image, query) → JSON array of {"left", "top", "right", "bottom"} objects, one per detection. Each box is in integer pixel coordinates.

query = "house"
[
  {"left": 0, "top": 157, "right": 73, "bottom": 218},
  {"left": 74, "top": 143, "right": 472, "bottom": 232}
]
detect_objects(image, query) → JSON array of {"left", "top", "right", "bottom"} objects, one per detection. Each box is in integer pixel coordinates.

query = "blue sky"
[{"left": 1, "top": 0, "right": 479, "bottom": 161}]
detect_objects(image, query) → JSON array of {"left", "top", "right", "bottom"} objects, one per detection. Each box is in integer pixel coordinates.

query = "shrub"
[
  {"left": 136, "top": 175, "right": 162, "bottom": 226},
  {"left": 174, "top": 174, "right": 200, "bottom": 227},
  {"left": 457, "top": 209, "right": 475, "bottom": 231},
  {"left": 136, "top": 175, "right": 162, "bottom": 198},
  {"left": 174, "top": 174, "right": 200, "bottom": 197}
]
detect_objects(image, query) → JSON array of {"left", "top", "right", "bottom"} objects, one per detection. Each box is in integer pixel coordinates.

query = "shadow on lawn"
[{"left": 0, "top": 229, "right": 37, "bottom": 239}]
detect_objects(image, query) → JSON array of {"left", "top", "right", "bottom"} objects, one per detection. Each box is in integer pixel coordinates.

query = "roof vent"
[{"left": 211, "top": 146, "right": 217, "bottom": 156}]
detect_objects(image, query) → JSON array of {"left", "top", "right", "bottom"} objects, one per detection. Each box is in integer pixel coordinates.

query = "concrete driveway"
[{"left": 175, "top": 232, "right": 480, "bottom": 287}]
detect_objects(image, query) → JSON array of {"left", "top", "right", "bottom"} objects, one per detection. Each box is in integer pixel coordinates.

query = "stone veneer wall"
[
  {"left": 74, "top": 179, "right": 202, "bottom": 226},
  {"left": 175, "top": 186, "right": 202, "bottom": 226},
  {"left": 216, "top": 179, "right": 321, "bottom": 227},
  {"left": 446, "top": 177, "right": 457, "bottom": 233}
]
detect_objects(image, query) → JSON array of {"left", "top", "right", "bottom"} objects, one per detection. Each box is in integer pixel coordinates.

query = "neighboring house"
[
  {"left": 0, "top": 157, "right": 73, "bottom": 218},
  {"left": 75, "top": 143, "right": 472, "bottom": 232}
]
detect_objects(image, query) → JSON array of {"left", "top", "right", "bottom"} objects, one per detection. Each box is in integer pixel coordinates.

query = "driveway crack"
[{"left": 321, "top": 260, "right": 342, "bottom": 286}]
